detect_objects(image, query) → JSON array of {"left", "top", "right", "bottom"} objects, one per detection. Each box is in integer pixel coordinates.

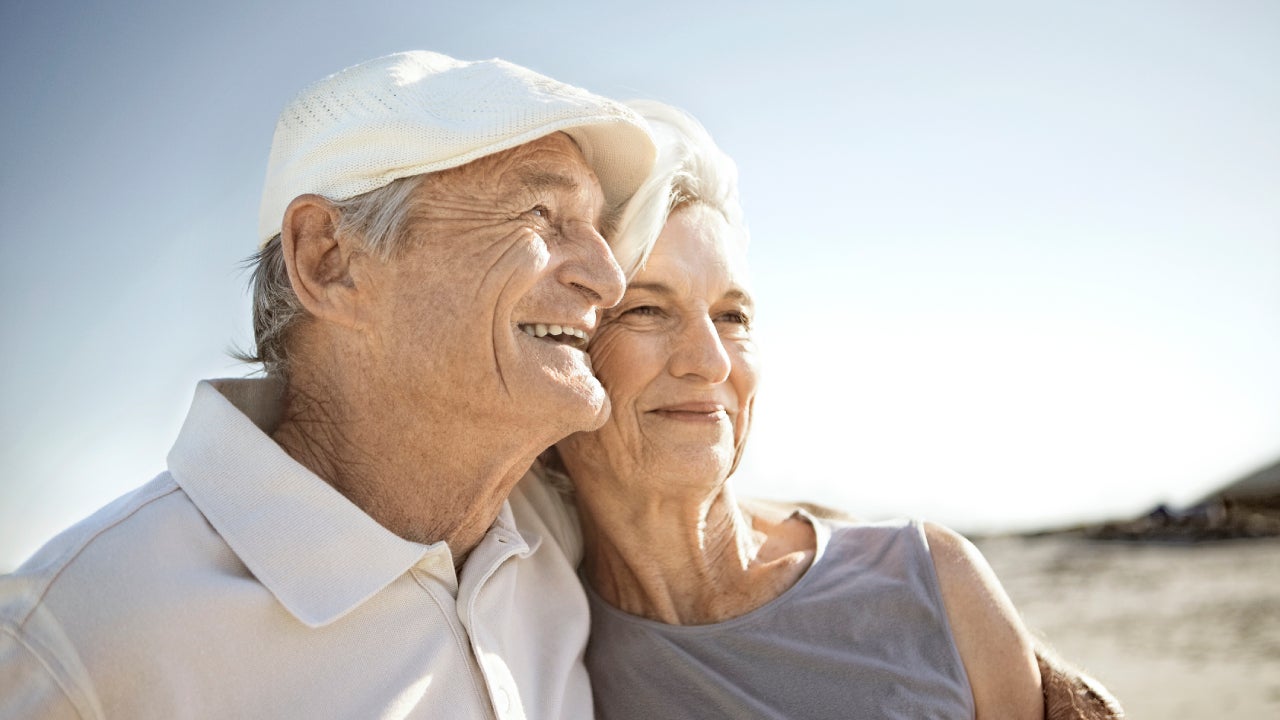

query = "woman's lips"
[{"left": 649, "top": 403, "right": 729, "bottom": 423}]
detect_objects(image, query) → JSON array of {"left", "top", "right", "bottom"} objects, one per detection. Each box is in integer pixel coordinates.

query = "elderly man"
[{"left": 0, "top": 51, "right": 654, "bottom": 719}]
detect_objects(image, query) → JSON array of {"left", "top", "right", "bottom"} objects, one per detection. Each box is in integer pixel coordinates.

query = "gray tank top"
[{"left": 585, "top": 517, "right": 975, "bottom": 720}]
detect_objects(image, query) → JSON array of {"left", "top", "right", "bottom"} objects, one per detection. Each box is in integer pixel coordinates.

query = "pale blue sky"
[{"left": 3, "top": 0, "right": 1278, "bottom": 569}]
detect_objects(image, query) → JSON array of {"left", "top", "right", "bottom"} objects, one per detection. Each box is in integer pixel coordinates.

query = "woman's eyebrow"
[
  {"left": 625, "top": 283, "right": 754, "bottom": 309},
  {"left": 722, "top": 288, "right": 754, "bottom": 306},
  {"left": 625, "top": 281, "right": 673, "bottom": 296}
]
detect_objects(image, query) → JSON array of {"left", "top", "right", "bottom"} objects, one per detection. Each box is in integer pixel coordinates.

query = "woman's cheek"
[
  {"left": 586, "top": 329, "right": 626, "bottom": 386},
  {"left": 589, "top": 325, "right": 657, "bottom": 392}
]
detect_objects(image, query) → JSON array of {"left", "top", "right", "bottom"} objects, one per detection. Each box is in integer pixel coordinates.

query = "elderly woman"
[{"left": 548, "top": 101, "right": 1047, "bottom": 720}]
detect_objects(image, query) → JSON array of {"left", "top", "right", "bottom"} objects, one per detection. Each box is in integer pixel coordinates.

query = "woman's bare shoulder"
[{"left": 923, "top": 521, "right": 1043, "bottom": 720}]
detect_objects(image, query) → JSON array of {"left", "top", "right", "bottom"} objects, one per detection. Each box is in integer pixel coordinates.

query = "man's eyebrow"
[
  {"left": 517, "top": 169, "right": 605, "bottom": 223},
  {"left": 518, "top": 170, "right": 579, "bottom": 193}
]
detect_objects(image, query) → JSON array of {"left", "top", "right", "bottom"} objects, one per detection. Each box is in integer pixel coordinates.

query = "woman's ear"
[{"left": 279, "top": 194, "right": 363, "bottom": 328}]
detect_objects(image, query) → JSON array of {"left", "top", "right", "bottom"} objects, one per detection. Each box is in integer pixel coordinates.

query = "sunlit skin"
[
  {"left": 565, "top": 203, "right": 757, "bottom": 491},
  {"left": 272, "top": 132, "right": 625, "bottom": 561},
  {"left": 559, "top": 203, "right": 817, "bottom": 623},
  {"left": 559, "top": 203, "right": 1043, "bottom": 718}
]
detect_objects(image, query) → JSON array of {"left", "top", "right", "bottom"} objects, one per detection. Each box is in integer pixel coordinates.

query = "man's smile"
[{"left": 517, "top": 323, "right": 590, "bottom": 351}]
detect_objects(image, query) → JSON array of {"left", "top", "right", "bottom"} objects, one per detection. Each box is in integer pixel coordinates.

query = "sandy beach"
[{"left": 975, "top": 533, "right": 1280, "bottom": 718}]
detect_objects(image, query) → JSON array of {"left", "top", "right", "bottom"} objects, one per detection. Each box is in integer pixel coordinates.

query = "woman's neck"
[{"left": 576, "top": 481, "right": 815, "bottom": 625}]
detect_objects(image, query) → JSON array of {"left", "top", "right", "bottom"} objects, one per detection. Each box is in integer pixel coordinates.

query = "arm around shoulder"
[{"left": 924, "top": 522, "right": 1043, "bottom": 720}]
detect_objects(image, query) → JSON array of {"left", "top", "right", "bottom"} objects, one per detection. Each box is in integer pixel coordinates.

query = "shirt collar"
[{"left": 167, "top": 378, "right": 445, "bottom": 628}]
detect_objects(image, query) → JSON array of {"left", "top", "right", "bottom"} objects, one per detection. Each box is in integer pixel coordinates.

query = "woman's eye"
[
  {"left": 529, "top": 205, "right": 549, "bottom": 219},
  {"left": 622, "top": 305, "right": 660, "bottom": 317}
]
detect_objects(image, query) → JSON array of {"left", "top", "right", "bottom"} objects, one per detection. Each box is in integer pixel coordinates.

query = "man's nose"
[{"left": 557, "top": 221, "right": 626, "bottom": 308}]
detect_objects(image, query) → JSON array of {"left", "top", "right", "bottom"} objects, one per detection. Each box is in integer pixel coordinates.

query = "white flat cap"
[{"left": 257, "top": 51, "right": 656, "bottom": 247}]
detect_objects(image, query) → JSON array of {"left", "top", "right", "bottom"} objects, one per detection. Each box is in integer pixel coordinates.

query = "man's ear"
[{"left": 279, "top": 194, "right": 364, "bottom": 328}]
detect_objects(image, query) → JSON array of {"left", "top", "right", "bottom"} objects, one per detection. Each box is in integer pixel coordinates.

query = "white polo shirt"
[{"left": 0, "top": 379, "right": 593, "bottom": 719}]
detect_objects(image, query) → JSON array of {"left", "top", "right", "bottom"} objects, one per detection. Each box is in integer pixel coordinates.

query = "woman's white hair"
[{"left": 609, "top": 100, "right": 747, "bottom": 280}]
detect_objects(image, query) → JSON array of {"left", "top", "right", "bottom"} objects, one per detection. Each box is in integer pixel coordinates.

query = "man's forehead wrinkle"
[
  {"left": 420, "top": 148, "right": 531, "bottom": 210},
  {"left": 403, "top": 169, "right": 527, "bottom": 239},
  {"left": 395, "top": 201, "right": 504, "bottom": 254}
]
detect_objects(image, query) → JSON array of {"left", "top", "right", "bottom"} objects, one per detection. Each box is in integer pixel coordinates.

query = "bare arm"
[{"left": 924, "top": 521, "right": 1042, "bottom": 720}]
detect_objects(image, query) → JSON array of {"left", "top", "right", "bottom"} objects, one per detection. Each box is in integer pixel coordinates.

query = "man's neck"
[{"left": 271, "top": 379, "right": 540, "bottom": 562}]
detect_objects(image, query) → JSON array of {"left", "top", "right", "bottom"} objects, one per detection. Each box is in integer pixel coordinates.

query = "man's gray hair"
[{"left": 239, "top": 174, "right": 428, "bottom": 378}]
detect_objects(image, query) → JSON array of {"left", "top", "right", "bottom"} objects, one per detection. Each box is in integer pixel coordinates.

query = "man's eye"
[
  {"left": 529, "top": 205, "right": 549, "bottom": 219},
  {"left": 717, "top": 311, "right": 751, "bottom": 327},
  {"left": 623, "top": 305, "right": 660, "bottom": 317}
]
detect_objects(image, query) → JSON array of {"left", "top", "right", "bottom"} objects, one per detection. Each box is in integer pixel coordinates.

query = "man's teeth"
[{"left": 520, "top": 323, "right": 588, "bottom": 340}]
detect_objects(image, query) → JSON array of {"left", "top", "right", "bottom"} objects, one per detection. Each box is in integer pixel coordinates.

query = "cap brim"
[{"left": 561, "top": 119, "right": 656, "bottom": 217}]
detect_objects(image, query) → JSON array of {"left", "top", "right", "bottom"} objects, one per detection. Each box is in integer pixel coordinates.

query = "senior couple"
[{"left": 0, "top": 52, "right": 1120, "bottom": 719}]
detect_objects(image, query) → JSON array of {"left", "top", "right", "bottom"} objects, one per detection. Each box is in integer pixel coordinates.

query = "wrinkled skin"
[
  {"left": 274, "top": 132, "right": 626, "bottom": 555},
  {"left": 559, "top": 203, "right": 757, "bottom": 502},
  {"left": 560, "top": 204, "right": 810, "bottom": 626},
  {"left": 357, "top": 132, "right": 623, "bottom": 438},
  {"left": 564, "top": 204, "right": 1045, "bottom": 718}
]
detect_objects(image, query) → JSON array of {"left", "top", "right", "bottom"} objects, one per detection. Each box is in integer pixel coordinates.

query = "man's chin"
[
  {"left": 556, "top": 374, "right": 610, "bottom": 433},
  {"left": 579, "top": 390, "right": 611, "bottom": 432},
  {"left": 514, "top": 344, "right": 611, "bottom": 432}
]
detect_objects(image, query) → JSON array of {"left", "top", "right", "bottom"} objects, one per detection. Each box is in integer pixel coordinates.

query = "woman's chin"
[{"left": 647, "top": 446, "right": 738, "bottom": 489}]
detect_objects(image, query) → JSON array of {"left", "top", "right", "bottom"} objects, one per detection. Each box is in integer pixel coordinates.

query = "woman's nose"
[{"left": 669, "top": 316, "right": 732, "bottom": 384}]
